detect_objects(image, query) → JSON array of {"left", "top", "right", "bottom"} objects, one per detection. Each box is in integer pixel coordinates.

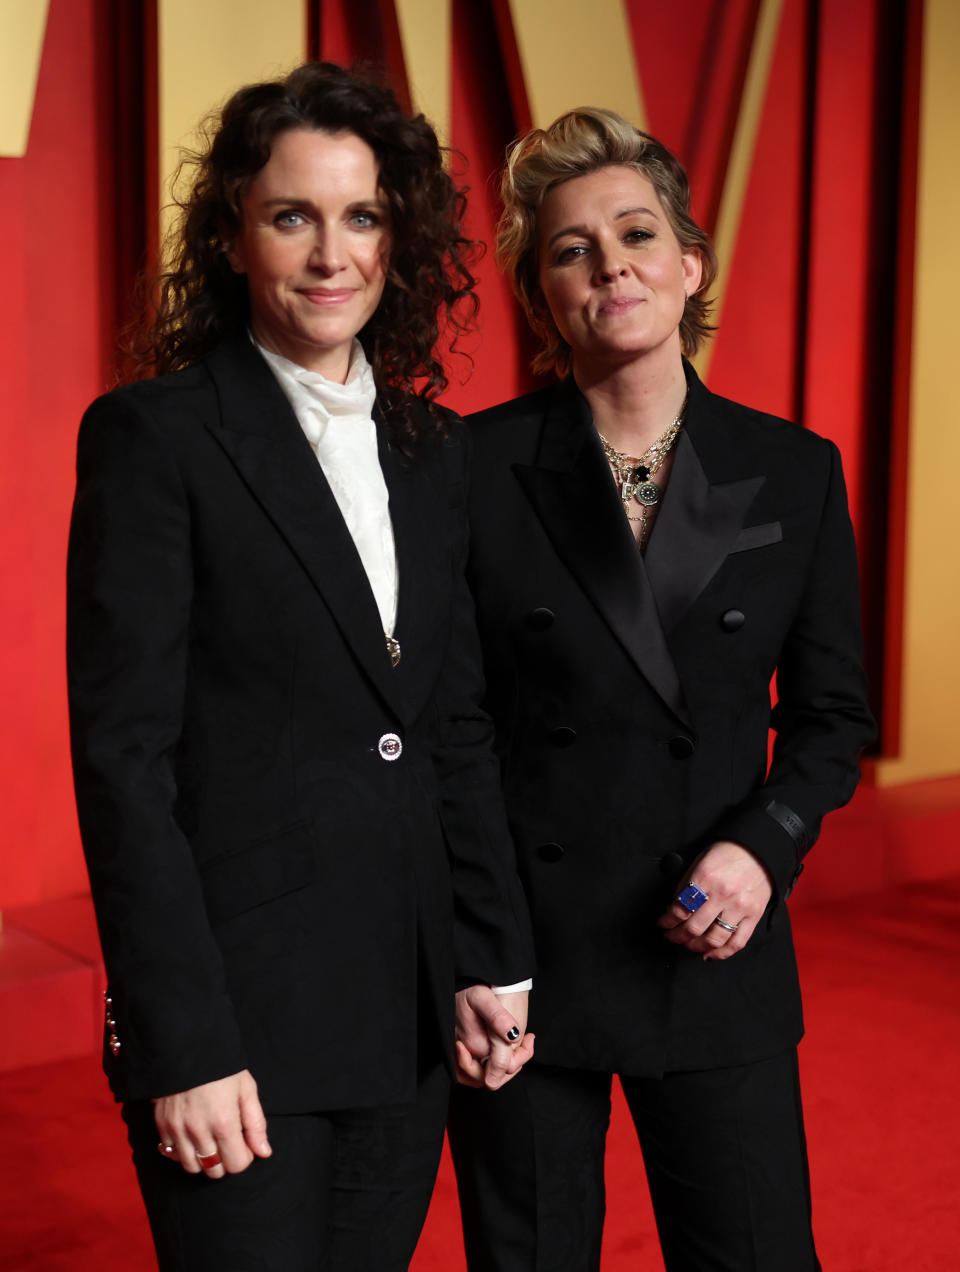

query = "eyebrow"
[
  {"left": 258, "top": 196, "right": 387, "bottom": 210},
  {"left": 547, "top": 206, "right": 660, "bottom": 248}
]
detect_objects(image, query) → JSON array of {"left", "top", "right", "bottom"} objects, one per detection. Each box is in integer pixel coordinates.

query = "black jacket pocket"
[
  {"left": 729, "top": 521, "right": 782, "bottom": 553},
  {"left": 199, "top": 822, "right": 314, "bottom": 922}
]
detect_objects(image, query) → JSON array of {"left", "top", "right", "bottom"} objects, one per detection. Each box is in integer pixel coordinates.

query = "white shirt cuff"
[{"left": 490, "top": 979, "right": 533, "bottom": 994}]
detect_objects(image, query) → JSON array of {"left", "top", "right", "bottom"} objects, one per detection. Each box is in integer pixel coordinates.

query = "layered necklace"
[{"left": 597, "top": 389, "right": 688, "bottom": 549}]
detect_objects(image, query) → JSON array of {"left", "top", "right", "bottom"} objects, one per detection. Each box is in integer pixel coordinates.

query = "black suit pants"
[
  {"left": 124, "top": 1063, "right": 449, "bottom": 1271},
  {"left": 449, "top": 1049, "right": 820, "bottom": 1271}
]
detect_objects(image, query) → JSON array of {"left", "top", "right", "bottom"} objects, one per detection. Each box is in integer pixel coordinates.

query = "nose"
[
  {"left": 308, "top": 228, "right": 345, "bottom": 275},
  {"left": 595, "top": 244, "right": 627, "bottom": 282}
]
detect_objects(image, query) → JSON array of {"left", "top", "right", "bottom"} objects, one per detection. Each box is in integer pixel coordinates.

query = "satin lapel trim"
[
  {"left": 202, "top": 339, "right": 405, "bottom": 720},
  {"left": 376, "top": 420, "right": 449, "bottom": 722},
  {"left": 644, "top": 430, "right": 765, "bottom": 634},
  {"left": 513, "top": 385, "right": 689, "bottom": 727}
]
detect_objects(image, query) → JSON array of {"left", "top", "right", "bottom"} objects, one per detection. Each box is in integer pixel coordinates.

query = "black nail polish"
[{"left": 506, "top": 1026, "right": 520, "bottom": 1042}]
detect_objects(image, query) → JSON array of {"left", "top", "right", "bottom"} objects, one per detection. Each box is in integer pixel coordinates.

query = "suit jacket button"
[
  {"left": 660, "top": 851, "right": 685, "bottom": 877},
  {"left": 537, "top": 842, "right": 565, "bottom": 862},
  {"left": 549, "top": 726, "right": 577, "bottom": 747},
  {"left": 720, "top": 608, "right": 746, "bottom": 632},
  {"left": 668, "top": 735, "right": 695, "bottom": 759},
  {"left": 526, "top": 607, "right": 555, "bottom": 630},
  {"left": 377, "top": 732, "right": 403, "bottom": 762}
]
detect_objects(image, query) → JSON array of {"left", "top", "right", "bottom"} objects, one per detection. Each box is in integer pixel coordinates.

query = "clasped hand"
[{"left": 455, "top": 985, "right": 534, "bottom": 1090}]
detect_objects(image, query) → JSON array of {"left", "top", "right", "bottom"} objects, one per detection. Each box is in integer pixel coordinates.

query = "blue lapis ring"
[{"left": 676, "top": 883, "right": 709, "bottom": 913}]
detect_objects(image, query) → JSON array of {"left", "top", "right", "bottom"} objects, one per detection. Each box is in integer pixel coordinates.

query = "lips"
[
  {"left": 597, "top": 296, "right": 644, "bottom": 316},
  {"left": 299, "top": 288, "right": 357, "bottom": 306}
]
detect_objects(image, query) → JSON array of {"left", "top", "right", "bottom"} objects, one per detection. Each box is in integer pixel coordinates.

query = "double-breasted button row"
[{"left": 536, "top": 845, "right": 690, "bottom": 878}]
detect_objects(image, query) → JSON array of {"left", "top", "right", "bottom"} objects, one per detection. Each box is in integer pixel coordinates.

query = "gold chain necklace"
[{"left": 597, "top": 392, "right": 687, "bottom": 545}]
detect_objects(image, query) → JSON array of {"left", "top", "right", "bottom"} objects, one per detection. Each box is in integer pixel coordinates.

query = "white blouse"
[{"left": 257, "top": 338, "right": 398, "bottom": 637}]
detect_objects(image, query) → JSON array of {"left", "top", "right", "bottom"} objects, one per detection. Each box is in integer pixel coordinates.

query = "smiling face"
[
  {"left": 224, "top": 128, "right": 390, "bottom": 382},
  {"left": 536, "top": 164, "right": 702, "bottom": 377}
]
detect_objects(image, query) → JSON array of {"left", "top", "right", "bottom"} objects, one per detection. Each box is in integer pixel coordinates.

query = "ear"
[
  {"left": 221, "top": 235, "right": 246, "bottom": 276},
  {"left": 681, "top": 248, "right": 703, "bottom": 297}
]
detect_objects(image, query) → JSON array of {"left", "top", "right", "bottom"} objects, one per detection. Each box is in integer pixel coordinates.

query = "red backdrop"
[{"left": 0, "top": 0, "right": 918, "bottom": 908}]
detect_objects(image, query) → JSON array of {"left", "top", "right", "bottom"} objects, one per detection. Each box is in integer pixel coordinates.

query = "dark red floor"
[{"left": 2, "top": 880, "right": 958, "bottom": 1270}]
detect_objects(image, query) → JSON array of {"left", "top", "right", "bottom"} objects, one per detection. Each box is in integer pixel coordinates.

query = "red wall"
[
  {"left": 1, "top": 0, "right": 123, "bottom": 905},
  {"left": 0, "top": 0, "right": 914, "bottom": 907}
]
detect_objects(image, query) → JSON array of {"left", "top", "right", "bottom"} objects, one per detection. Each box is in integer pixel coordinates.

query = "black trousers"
[
  {"left": 448, "top": 1049, "right": 820, "bottom": 1272},
  {"left": 124, "top": 1063, "right": 449, "bottom": 1272}
]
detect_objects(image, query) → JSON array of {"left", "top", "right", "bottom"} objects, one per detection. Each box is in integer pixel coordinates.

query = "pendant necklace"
[{"left": 597, "top": 389, "right": 688, "bottom": 548}]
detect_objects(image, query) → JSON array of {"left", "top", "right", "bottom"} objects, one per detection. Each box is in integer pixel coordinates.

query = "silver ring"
[{"left": 713, "top": 917, "right": 739, "bottom": 933}]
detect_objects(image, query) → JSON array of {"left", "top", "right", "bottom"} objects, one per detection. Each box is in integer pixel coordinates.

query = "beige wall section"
[
  {"left": 505, "top": 0, "right": 646, "bottom": 132},
  {"left": 394, "top": 0, "right": 450, "bottom": 143},
  {"left": 0, "top": 0, "right": 51, "bottom": 156},
  {"left": 875, "top": 0, "right": 960, "bottom": 785},
  {"left": 158, "top": 0, "right": 305, "bottom": 225}
]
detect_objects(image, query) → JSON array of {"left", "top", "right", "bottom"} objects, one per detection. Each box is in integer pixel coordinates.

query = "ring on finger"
[
  {"left": 712, "top": 916, "right": 739, "bottom": 933},
  {"left": 195, "top": 1149, "right": 222, "bottom": 1170},
  {"left": 676, "top": 883, "right": 709, "bottom": 913},
  {"left": 157, "top": 1142, "right": 177, "bottom": 1159}
]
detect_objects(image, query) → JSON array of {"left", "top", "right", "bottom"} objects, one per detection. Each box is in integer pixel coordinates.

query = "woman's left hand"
[{"left": 657, "top": 841, "right": 773, "bottom": 960}]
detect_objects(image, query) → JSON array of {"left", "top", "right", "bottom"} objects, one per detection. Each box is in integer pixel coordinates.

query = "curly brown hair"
[
  {"left": 132, "top": 62, "right": 478, "bottom": 440},
  {"left": 497, "top": 108, "right": 717, "bottom": 377}
]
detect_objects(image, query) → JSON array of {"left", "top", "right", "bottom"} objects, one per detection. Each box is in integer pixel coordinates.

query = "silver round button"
[{"left": 377, "top": 732, "right": 403, "bottom": 762}]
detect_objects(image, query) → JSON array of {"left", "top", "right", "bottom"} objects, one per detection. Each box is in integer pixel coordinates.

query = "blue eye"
[
  {"left": 350, "top": 210, "right": 381, "bottom": 229},
  {"left": 274, "top": 210, "right": 306, "bottom": 228}
]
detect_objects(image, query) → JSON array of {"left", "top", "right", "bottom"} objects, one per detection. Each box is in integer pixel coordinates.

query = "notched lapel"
[
  {"left": 202, "top": 339, "right": 406, "bottom": 720},
  {"left": 645, "top": 428, "right": 765, "bottom": 634},
  {"left": 513, "top": 383, "right": 689, "bottom": 727}
]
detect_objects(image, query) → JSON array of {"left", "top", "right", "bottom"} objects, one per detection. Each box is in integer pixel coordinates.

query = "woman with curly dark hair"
[{"left": 67, "top": 62, "right": 534, "bottom": 1271}]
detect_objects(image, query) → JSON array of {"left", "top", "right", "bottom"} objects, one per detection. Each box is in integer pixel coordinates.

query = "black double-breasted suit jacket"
[
  {"left": 67, "top": 334, "right": 533, "bottom": 1112},
  {"left": 465, "top": 367, "right": 875, "bottom": 1077}
]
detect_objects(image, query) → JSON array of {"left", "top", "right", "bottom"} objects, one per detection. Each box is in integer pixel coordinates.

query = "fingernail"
[{"left": 506, "top": 1026, "right": 520, "bottom": 1042}]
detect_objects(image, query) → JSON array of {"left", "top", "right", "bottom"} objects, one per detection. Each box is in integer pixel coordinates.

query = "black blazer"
[
  {"left": 465, "top": 367, "right": 874, "bottom": 1076},
  {"left": 67, "top": 334, "right": 533, "bottom": 1112}
]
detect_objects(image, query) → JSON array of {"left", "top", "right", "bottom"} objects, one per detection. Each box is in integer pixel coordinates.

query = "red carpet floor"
[{"left": 2, "top": 879, "right": 958, "bottom": 1270}]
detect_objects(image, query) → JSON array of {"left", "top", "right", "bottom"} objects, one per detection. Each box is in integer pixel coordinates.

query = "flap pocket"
[
  {"left": 729, "top": 521, "right": 782, "bottom": 553},
  {"left": 200, "top": 822, "right": 314, "bottom": 923}
]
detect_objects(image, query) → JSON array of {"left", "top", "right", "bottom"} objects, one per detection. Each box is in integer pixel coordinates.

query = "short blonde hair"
[{"left": 497, "top": 108, "right": 717, "bottom": 377}]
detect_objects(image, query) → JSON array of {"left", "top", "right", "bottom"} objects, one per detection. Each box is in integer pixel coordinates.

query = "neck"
[{"left": 574, "top": 350, "right": 688, "bottom": 455}]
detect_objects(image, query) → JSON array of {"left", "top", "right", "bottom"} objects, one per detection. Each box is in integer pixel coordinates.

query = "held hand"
[
  {"left": 455, "top": 985, "right": 534, "bottom": 1091},
  {"left": 657, "top": 841, "right": 774, "bottom": 961},
  {"left": 153, "top": 1069, "right": 272, "bottom": 1179}
]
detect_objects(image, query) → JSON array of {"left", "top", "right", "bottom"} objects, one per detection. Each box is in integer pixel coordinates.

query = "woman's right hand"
[{"left": 153, "top": 1069, "right": 272, "bottom": 1179}]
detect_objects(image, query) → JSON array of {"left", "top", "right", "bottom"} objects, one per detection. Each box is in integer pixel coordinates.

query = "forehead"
[
  {"left": 250, "top": 127, "right": 381, "bottom": 194},
  {"left": 538, "top": 165, "right": 664, "bottom": 235}
]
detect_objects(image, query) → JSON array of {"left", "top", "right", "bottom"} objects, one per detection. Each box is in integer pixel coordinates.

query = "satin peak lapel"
[
  {"left": 644, "top": 429, "right": 764, "bottom": 634},
  {"left": 202, "top": 339, "right": 406, "bottom": 721},
  {"left": 513, "top": 384, "right": 689, "bottom": 727}
]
